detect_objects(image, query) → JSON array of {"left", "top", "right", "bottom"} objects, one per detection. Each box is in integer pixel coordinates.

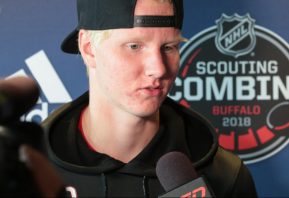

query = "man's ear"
[{"left": 78, "top": 30, "right": 96, "bottom": 68}]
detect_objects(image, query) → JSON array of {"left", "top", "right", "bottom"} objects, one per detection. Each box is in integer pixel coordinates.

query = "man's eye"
[
  {"left": 127, "top": 43, "right": 141, "bottom": 50},
  {"left": 162, "top": 45, "right": 178, "bottom": 53}
]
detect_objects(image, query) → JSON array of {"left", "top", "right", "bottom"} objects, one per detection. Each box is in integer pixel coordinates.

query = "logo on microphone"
[
  {"left": 169, "top": 13, "right": 289, "bottom": 164},
  {"left": 159, "top": 177, "right": 212, "bottom": 198},
  {"left": 180, "top": 186, "right": 206, "bottom": 198},
  {"left": 8, "top": 50, "right": 72, "bottom": 122}
]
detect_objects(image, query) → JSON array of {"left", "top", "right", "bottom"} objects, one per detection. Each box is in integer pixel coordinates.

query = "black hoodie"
[{"left": 42, "top": 92, "right": 257, "bottom": 197}]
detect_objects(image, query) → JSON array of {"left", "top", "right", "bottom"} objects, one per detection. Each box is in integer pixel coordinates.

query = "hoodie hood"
[
  {"left": 42, "top": 92, "right": 258, "bottom": 198},
  {"left": 42, "top": 91, "right": 218, "bottom": 177}
]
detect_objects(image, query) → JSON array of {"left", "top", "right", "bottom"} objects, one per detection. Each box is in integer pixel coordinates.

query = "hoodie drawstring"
[
  {"left": 142, "top": 176, "right": 149, "bottom": 198},
  {"left": 101, "top": 173, "right": 107, "bottom": 198}
]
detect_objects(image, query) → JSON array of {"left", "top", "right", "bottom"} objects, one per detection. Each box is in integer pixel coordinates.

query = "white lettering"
[
  {"left": 170, "top": 75, "right": 289, "bottom": 101},
  {"left": 194, "top": 60, "right": 279, "bottom": 75},
  {"left": 184, "top": 77, "right": 203, "bottom": 100},
  {"left": 21, "top": 102, "right": 48, "bottom": 122},
  {"left": 273, "top": 76, "right": 289, "bottom": 100},
  {"left": 206, "top": 77, "right": 233, "bottom": 100}
]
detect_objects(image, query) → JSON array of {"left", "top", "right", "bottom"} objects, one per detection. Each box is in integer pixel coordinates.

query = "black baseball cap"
[{"left": 61, "top": 0, "right": 184, "bottom": 54}]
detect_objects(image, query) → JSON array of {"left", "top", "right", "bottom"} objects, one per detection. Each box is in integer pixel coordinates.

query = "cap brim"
[{"left": 61, "top": 29, "right": 79, "bottom": 54}]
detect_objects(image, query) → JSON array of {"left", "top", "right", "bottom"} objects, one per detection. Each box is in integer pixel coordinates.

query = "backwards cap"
[{"left": 61, "top": 0, "right": 184, "bottom": 54}]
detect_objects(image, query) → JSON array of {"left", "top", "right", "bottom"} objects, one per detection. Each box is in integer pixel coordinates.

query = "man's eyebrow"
[{"left": 165, "top": 37, "right": 187, "bottom": 44}]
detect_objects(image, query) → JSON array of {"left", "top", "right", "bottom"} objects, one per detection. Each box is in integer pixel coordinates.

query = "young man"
[{"left": 42, "top": 0, "right": 258, "bottom": 197}]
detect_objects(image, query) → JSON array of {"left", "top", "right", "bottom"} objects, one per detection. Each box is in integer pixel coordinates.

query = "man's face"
[{"left": 86, "top": 0, "right": 182, "bottom": 118}]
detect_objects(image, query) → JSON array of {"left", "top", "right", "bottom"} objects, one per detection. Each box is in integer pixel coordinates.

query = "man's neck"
[{"left": 81, "top": 105, "right": 160, "bottom": 163}]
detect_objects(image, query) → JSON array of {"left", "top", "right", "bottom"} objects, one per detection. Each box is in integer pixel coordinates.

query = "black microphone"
[
  {"left": 0, "top": 76, "right": 43, "bottom": 197},
  {"left": 156, "top": 151, "right": 214, "bottom": 198},
  {"left": 0, "top": 76, "right": 40, "bottom": 123}
]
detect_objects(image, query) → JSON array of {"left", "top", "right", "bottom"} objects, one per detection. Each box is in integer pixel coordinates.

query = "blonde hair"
[
  {"left": 87, "top": 29, "right": 187, "bottom": 47},
  {"left": 87, "top": 30, "right": 113, "bottom": 47}
]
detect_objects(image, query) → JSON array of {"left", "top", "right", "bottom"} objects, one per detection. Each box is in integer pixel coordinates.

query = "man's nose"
[{"left": 144, "top": 50, "right": 167, "bottom": 78}]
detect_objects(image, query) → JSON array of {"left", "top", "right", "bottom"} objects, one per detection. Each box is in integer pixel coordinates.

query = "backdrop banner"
[{"left": 1, "top": 0, "right": 289, "bottom": 197}]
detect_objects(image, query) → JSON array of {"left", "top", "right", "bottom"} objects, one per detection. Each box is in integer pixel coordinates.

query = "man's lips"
[{"left": 140, "top": 86, "right": 164, "bottom": 96}]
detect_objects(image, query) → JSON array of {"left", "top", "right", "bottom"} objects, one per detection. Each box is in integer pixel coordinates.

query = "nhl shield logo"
[{"left": 215, "top": 13, "right": 256, "bottom": 58}]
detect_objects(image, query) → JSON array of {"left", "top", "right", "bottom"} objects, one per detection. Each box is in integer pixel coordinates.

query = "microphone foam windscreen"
[
  {"left": 156, "top": 151, "right": 198, "bottom": 192},
  {"left": 0, "top": 76, "right": 40, "bottom": 122}
]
